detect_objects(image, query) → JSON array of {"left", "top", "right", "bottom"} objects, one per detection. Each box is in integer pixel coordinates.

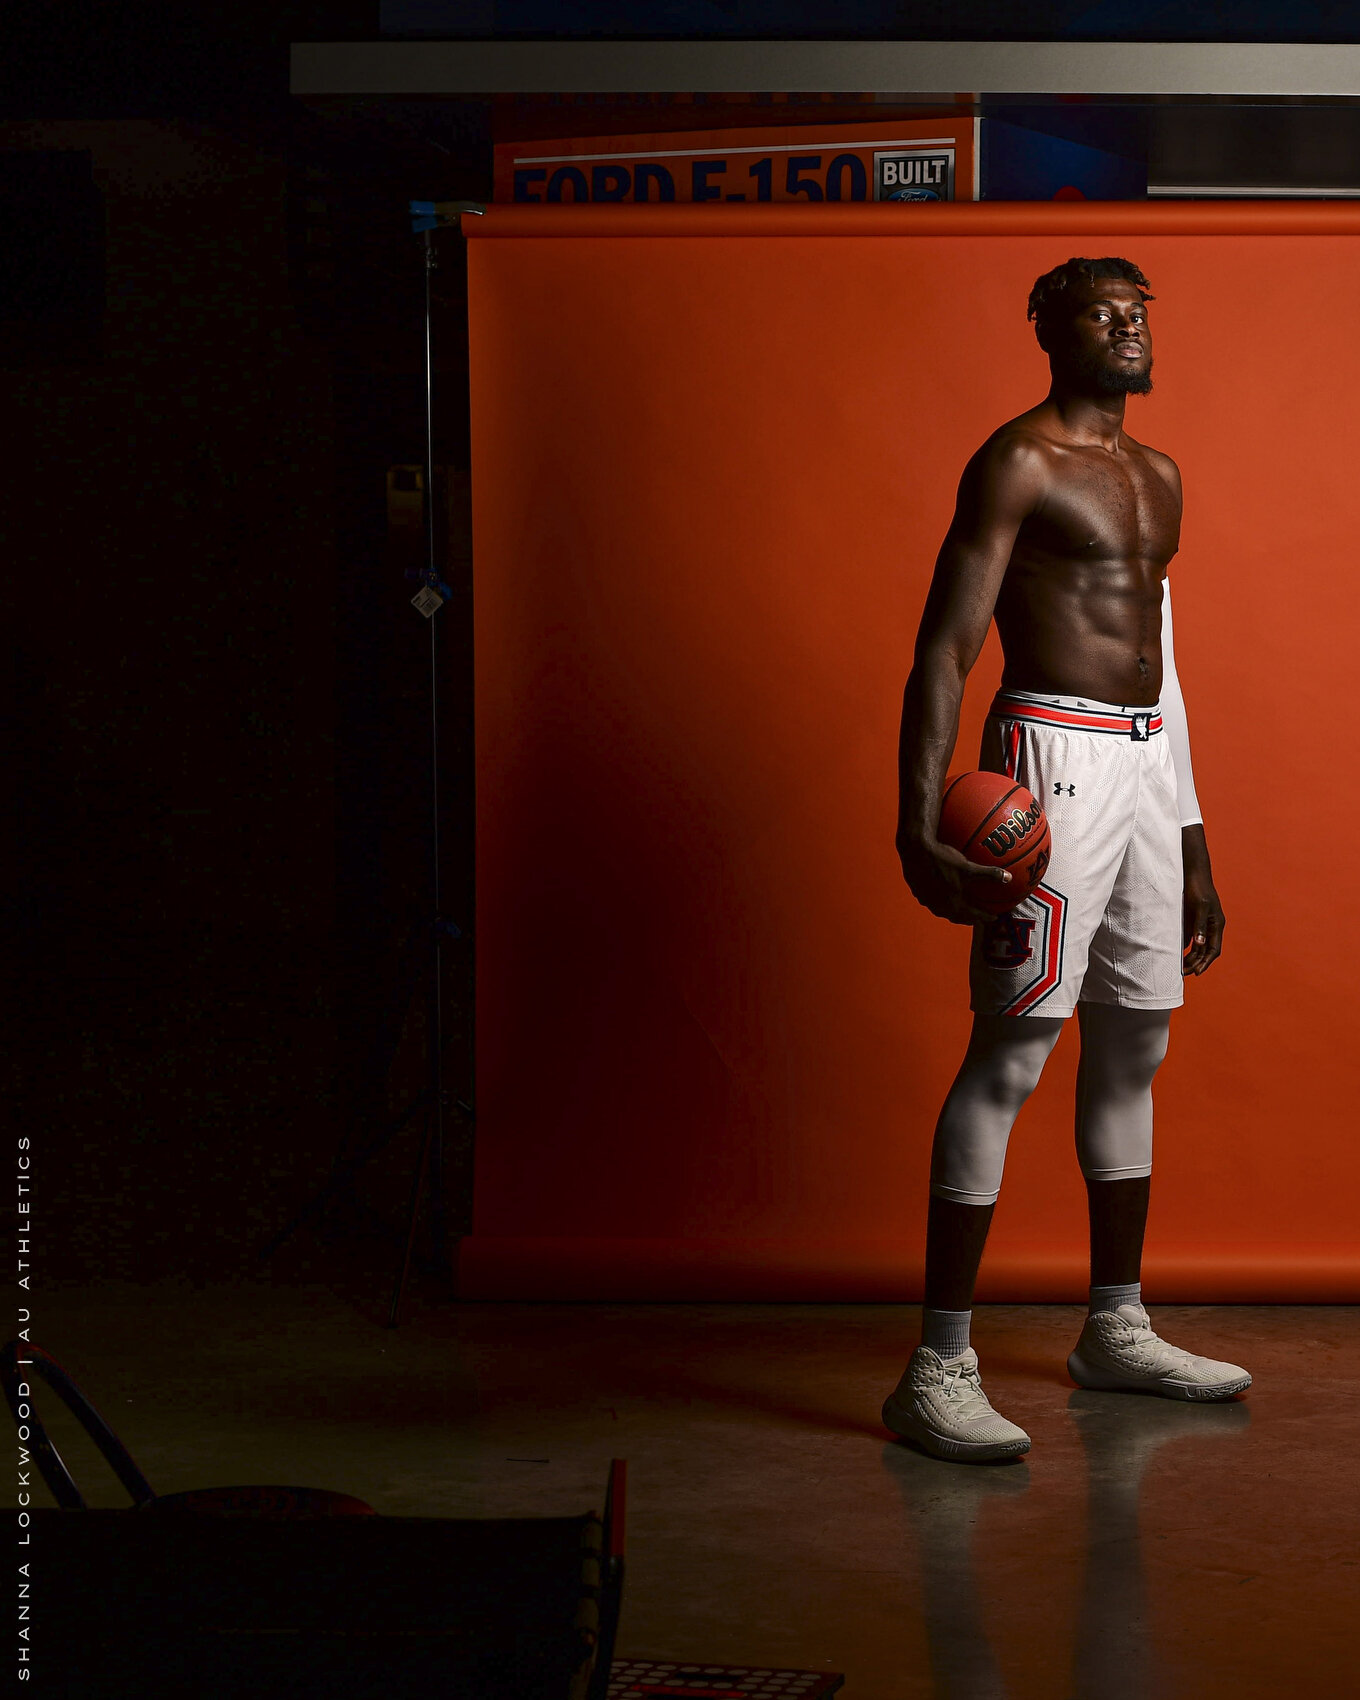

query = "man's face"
[{"left": 1050, "top": 277, "right": 1153, "bottom": 396}]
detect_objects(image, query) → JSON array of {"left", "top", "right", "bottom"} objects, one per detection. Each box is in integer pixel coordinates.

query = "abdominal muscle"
[{"left": 994, "top": 558, "right": 1165, "bottom": 706}]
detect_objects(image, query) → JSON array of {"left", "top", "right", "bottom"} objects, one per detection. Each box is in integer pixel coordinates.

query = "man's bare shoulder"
[
  {"left": 1123, "top": 433, "right": 1182, "bottom": 494},
  {"left": 984, "top": 404, "right": 1065, "bottom": 453},
  {"left": 966, "top": 411, "right": 1061, "bottom": 486}
]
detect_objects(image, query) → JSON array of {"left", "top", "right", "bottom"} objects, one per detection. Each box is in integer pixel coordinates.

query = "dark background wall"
[
  {"left": 9, "top": 119, "right": 335, "bottom": 1280},
  {"left": 6, "top": 52, "right": 486, "bottom": 1284}
]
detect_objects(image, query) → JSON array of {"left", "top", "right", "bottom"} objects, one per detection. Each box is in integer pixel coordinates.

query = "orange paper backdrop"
[{"left": 461, "top": 203, "right": 1360, "bottom": 1301}]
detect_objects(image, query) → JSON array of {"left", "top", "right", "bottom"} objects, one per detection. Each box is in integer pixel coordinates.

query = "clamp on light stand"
[{"left": 409, "top": 199, "right": 486, "bottom": 234}]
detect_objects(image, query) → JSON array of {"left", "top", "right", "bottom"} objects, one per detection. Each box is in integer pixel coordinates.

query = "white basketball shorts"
[{"left": 969, "top": 690, "right": 1185, "bottom": 1019}]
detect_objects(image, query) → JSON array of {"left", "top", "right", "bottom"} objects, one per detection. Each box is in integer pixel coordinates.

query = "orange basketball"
[{"left": 938, "top": 771, "right": 1052, "bottom": 915}]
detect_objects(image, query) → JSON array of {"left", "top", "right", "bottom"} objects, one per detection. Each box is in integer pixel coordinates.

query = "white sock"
[
  {"left": 1089, "top": 1282, "right": 1141, "bottom": 1315},
  {"left": 922, "top": 1307, "right": 972, "bottom": 1359}
]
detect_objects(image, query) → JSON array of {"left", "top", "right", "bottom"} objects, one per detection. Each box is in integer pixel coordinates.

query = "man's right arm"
[{"left": 896, "top": 432, "right": 1049, "bottom": 923}]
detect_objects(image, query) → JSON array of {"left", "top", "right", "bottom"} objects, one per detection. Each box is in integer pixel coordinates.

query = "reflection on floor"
[{"left": 31, "top": 1285, "right": 1357, "bottom": 1697}]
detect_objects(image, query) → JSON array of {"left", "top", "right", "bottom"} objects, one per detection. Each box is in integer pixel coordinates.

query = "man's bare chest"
[{"left": 1024, "top": 451, "right": 1180, "bottom": 564}]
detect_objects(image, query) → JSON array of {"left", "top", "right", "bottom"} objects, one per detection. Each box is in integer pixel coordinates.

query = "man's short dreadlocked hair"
[{"left": 1027, "top": 257, "right": 1154, "bottom": 344}]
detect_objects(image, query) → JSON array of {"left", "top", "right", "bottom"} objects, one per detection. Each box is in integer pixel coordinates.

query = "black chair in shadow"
[
  {"left": 2, "top": 1339, "right": 376, "bottom": 1514},
  {"left": 5, "top": 1340, "right": 625, "bottom": 1699}
]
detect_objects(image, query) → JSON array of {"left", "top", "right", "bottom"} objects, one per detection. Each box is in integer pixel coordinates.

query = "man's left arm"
[{"left": 1161, "top": 574, "right": 1225, "bottom": 974}]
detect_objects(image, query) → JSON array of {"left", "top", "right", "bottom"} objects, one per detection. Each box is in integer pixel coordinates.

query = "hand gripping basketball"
[
  {"left": 936, "top": 771, "right": 1052, "bottom": 916},
  {"left": 900, "top": 835, "right": 1009, "bottom": 924}
]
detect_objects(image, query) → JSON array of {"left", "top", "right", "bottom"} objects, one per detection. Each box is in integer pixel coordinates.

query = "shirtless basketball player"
[{"left": 882, "top": 257, "right": 1251, "bottom": 1462}]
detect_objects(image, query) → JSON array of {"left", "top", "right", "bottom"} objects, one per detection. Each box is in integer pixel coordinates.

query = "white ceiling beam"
[{"left": 291, "top": 40, "right": 1360, "bottom": 99}]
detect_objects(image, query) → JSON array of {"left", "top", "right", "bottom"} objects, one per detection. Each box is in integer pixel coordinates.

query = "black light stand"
[{"left": 261, "top": 200, "right": 484, "bottom": 1327}]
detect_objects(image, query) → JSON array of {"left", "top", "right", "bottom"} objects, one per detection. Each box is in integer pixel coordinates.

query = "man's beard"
[{"left": 1073, "top": 345, "right": 1154, "bottom": 395}]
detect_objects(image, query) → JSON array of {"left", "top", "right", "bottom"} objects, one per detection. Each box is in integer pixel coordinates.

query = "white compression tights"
[{"left": 929, "top": 1005, "right": 1173, "bottom": 1206}]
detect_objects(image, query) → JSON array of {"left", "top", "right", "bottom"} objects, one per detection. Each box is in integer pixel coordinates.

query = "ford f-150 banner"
[{"left": 494, "top": 119, "right": 980, "bottom": 204}]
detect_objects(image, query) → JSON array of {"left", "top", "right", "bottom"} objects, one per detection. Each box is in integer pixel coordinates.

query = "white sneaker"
[
  {"left": 882, "top": 1346, "right": 1031, "bottom": 1462},
  {"left": 1067, "top": 1304, "right": 1252, "bottom": 1401}
]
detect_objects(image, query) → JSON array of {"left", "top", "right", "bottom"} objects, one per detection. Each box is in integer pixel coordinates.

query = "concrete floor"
[{"left": 28, "top": 1280, "right": 1359, "bottom": 1698}]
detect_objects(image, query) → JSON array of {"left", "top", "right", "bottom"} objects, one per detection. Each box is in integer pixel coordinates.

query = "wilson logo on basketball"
[
  {"left": 981, "top": 800, "right": 1044, "bottom": 858},
  {"left": 937, "top": 771, "right": 1052, "bottom": 916}
]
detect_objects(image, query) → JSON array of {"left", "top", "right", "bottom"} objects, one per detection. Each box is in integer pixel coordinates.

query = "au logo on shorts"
[
  {"left": 983, "top": 913, "right": 1037, "bottom": 969},
  {"left": 977, "top": 886, "right": 1069, "bottom": 1016}
]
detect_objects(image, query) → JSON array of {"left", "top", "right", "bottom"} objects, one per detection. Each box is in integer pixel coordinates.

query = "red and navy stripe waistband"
[{"left": 988, "top": 691, "right": 1163, "bottom": 738}]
